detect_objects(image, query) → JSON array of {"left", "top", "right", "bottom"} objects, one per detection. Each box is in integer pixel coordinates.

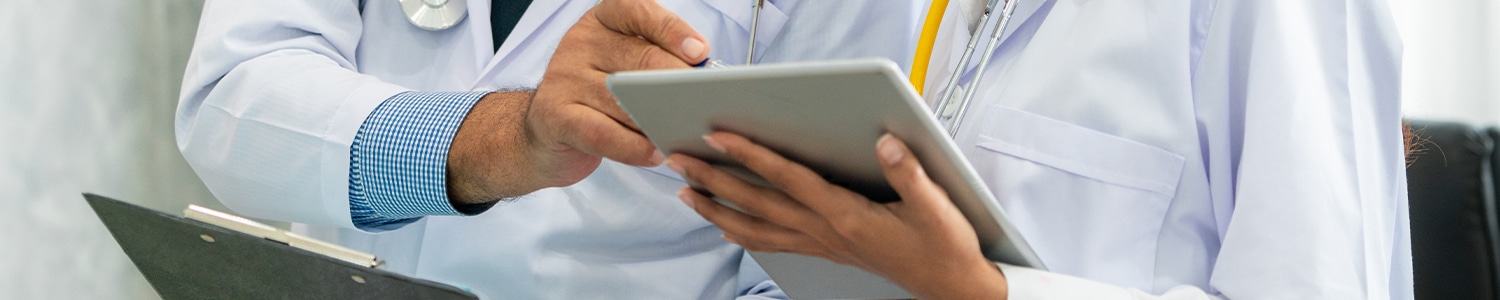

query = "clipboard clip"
[{"left": 184, "top": 205, "right": 385, "bottom": 269}]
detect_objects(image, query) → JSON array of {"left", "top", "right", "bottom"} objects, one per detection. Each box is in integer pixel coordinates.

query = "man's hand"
[
  {"left": 446, "top": 0, "right": 707, "bottom": 204},
  {"left": 527, "top": 0, "right": 709, "bottom": 178}
]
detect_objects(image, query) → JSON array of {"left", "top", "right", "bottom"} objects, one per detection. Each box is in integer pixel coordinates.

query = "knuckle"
[
  {"left": 653, "top": 14, "right": 681, "bottom": 39},
  {"left": 576, "top": 121, "right": 609, "bottom": 147},
  {"left": 825, "top": 240, "right": 856, "bottom": 258},
  {"left": 632, "top": 46, "right": 666, "bottom": 70},
  {"left": 621, "top": 0, "right": 652, "bottom": 24},
  {"left": 830, "top": 216, "right": 871, "bottom": 241}
]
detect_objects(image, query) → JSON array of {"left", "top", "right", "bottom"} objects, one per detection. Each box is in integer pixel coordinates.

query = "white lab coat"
[
  {"left": 924, "top": 0, "right": 1413, "bottom": 299},
  {"left": 178, "top": 0, "right": 1410, "bottom": 299},
  {"left": 176, "top": 0, "right": 921, "bottom": 299}
]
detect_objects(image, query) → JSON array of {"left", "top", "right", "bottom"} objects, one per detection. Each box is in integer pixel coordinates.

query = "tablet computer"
[{"left": 608, "top": 59, "right": 1044, "bottom": 299}]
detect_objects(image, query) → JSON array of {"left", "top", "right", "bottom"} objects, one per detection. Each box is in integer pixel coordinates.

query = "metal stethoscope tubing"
[
  {"left": 932, "top": 0, "right": 1019, "bottom": 137},
  {"left": 747, "top": 0, "right": 766, "bottom": 64}
]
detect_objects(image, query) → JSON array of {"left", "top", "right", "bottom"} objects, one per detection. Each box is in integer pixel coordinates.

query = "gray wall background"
[
  {"left": 0, "top": 0, "right": 1494, "bottom": 299},
  {"left": 0, "top": 1, "right": 220, "bottom": 298}
]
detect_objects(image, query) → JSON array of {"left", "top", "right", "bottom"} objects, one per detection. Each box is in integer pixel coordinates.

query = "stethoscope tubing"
[
  {"left": 932, "top": 0, "right": 1003, "bottom": 127},
  {"left": 747, "top": 0, "right": 766, "bottom": 64},
  {"left": 946, "top": 0, "right": 1019, "bottom": 136}
]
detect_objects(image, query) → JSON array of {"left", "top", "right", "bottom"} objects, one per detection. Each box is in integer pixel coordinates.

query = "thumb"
[
  {"left": 592, "top": 0, "right": 710, "bottom": 64},
  {"left": 875, "top": 134, "right": 951, "bottom": 212}
]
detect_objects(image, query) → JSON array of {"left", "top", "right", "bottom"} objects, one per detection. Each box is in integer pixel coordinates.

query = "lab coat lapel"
[
  {"left": 473, "top": 0, "right": 570, "bottom": 88},
  {"left": 959, "top": 0, "right": 1047, "bottom": 70},
  {"left": 466, "top": 0, "right": 492, "bottom": 78},
  {"left": 925, "top": 0, "right": 1047, "bottom": 99},
  {"left": 703, "top": 0, "right": 789, "bottom": 61},
  {"left": 996, "top": 0, "right": 1045, "bottom": 48}
]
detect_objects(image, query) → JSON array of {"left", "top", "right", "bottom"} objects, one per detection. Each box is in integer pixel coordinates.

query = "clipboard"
[{"left": 84, "top": 193, "right": 478, "bottom": 299}]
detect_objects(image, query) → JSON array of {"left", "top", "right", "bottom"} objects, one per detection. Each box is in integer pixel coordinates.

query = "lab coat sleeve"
[
  {"left": 1195, "top": 0, "right": 1411, "bottom": 298},
  {"left": 992, "top": 0, "right": 1411, "bottom": 299},
  {"left": 999, "top": 264, "right": 1222, "bottom": 300},
  {"left": 176, "top": 0, "right": 409, "bottom": 229}
]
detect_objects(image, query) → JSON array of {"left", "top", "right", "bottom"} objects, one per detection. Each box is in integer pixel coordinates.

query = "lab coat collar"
[
  {"left": 996, "top": 0, "right": 1046, "bottom": 48},
  {"left": 952, "top": 0, "right": 1048, "bottom": 83},
  {"left": 472, "top": 0, "right": 571, "bottom": 88},
  {"left": 951, "top": 0, "right": 1049, "bottom": 41},
  {"left": 923, "top": 0, "right": 1048, "bottom": 101}
]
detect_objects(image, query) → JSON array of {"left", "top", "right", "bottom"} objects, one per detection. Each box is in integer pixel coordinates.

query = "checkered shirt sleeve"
[{"left": 349, "top": 91, "right": 488, "bottom": 230}]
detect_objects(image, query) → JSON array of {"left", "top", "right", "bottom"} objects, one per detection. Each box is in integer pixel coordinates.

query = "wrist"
[
  {"left": 447, "top": 91, "right": 540, "bottom": 204},
  {"left": 906, "top": 258, "right": 1008, "bottom": 300}
]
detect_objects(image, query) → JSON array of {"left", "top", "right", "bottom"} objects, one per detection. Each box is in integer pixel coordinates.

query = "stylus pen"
[
  {"left": 746, "top": 0, "right": 765, "bottom": 65},
  {"left": 693, "top": 58, "right": 731, "bottom": 69}
]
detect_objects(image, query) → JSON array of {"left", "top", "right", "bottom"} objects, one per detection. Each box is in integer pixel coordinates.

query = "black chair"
[{"left": 1405, "top": 120, "right": 1500, "bottom": 300}]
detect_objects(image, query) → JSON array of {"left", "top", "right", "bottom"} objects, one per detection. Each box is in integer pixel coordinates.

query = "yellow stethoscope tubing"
[{"left": 908, "top": 0, "right": 951, "bottom": 95}]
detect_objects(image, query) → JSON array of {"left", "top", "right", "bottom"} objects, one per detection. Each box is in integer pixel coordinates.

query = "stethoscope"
[
  {"left": 913, "top": 0, "right": 1019, "bottom": 137},
  {"left": 400, "top": 0, "right": 468, "bottom": 31}
]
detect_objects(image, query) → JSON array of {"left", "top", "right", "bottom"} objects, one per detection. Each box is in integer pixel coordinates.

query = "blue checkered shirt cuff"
[{"left": 349, "top": 91, "right": 488, "bottom": 231}]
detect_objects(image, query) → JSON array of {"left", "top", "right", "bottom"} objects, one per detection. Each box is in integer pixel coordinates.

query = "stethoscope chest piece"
[{"left": 400, "top": 0, "right": 468, "bottom": 31}]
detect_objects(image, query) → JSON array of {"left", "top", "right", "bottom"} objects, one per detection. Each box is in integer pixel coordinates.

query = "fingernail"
[
  {"left": 649, "top": 151, "right": 666, "bottom": 165},
  {"left": 664, "top": 158, "right": 685, "bottom": 174},
  {"left": 721, "top": 234, "right": 739, "bottom": 244},
  {"left": 877, "top": 134, "right": 903, "bottom": 166},
  {"left": 702, "top": 134, "right": 726, "bottom": 153},
  {"left": 681, "top": 38, "right": 707, "bottom": 61},
  {"left": 677, "top": 188, "right": 696, "bottom": 209}
]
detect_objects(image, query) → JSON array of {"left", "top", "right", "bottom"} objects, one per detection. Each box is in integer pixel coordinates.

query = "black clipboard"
[{"left": 84, "top": 193, "right": 478, "bottom": 299}]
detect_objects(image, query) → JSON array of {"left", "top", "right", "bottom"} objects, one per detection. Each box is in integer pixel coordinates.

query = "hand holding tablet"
[{"left": 608, "top": 59, "right": 1043, "bottom": 299}]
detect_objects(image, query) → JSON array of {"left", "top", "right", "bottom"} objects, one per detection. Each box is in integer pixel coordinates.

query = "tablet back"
[{"left": 609, "top": 59, "right": 1043, "bottom": 299}]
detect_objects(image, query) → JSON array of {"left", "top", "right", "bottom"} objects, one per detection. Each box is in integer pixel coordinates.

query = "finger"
[
  {"left": 591, "top": 0, "right": 709, "bottom": 64},
  {"left": 589, "top": 25, "right": 696, "bottom": 72},
  {"left": 667, "top": 154, "right": 828, "bottom": 233},
  {"left": 875, "top": 134, "right": 952, "bottom": 214},
  {"left": 575, "top": 67, "right": 642, "bottom": 131},
  {"left": 702, "top": 132, "right": 877, "bottom": 222},
  {"left": 722, "top": 233, "right": 851, "bottom": 266},
  {"left": 552, "top": 105, "right": 663, "bottom": 166},
  {"left": 678, "top": 188, "right": 827, "bottom": 252}
]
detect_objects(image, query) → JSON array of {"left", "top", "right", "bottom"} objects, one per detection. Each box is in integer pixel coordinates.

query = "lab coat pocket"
[{"left": 968, "top": 105, "right": 1184, "bottom": 290}]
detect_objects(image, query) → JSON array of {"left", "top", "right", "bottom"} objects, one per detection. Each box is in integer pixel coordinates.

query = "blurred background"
[
  {"left": 1393, "top": 0, "right": 1500, "bottom": 124},
  {"left": 0, "top": 0, "right": 1494, "bottom": 298},
  {"left": 1, "top": 1, "right": 220, "bottom": 298}
]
